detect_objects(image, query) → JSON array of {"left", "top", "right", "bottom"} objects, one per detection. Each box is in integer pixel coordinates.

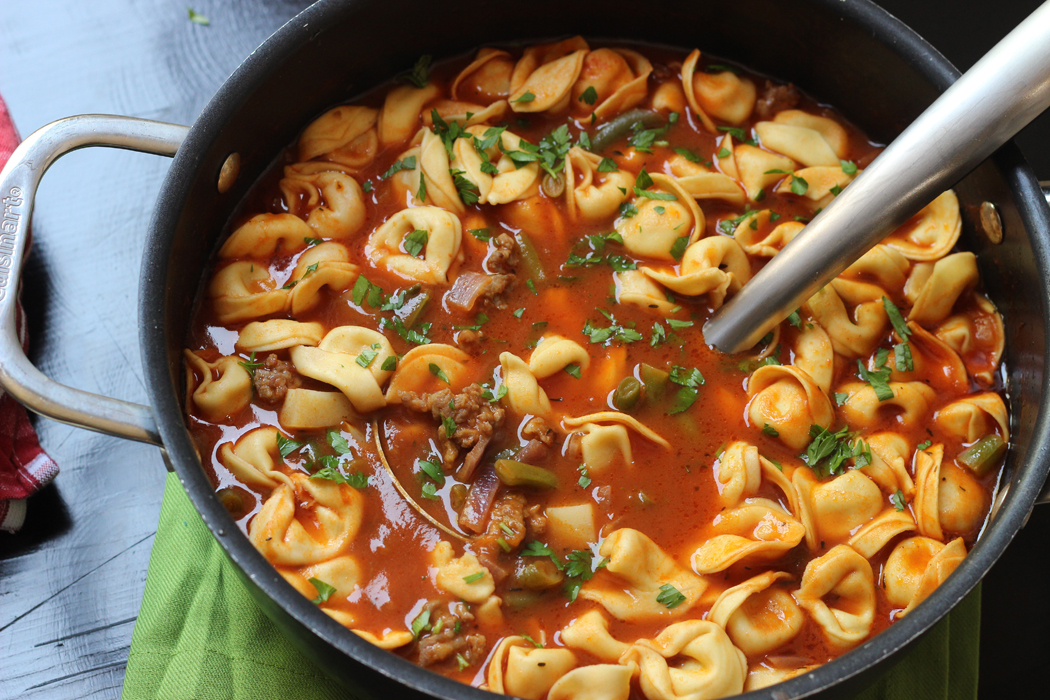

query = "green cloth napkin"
[{"left": 121, "top": 473, "right": 981, "bottom": 700}]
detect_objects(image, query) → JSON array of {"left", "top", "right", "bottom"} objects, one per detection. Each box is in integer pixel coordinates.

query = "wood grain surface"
[{"left": 0, "top": 1, "right": 1046, "bottom": 698}]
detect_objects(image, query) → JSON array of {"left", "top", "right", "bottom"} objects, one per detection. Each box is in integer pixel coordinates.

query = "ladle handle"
[{"left": 703, "top": 0, "right": 1050, "bottom": 354}]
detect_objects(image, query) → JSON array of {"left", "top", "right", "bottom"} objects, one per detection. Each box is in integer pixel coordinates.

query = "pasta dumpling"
[
  {"left": 641, "top": 236, "right": 751, "bottom": 309},
  {"left": 183, "top": 350, "right": 252, "bottom": 422},
  {"left": 709, "top": 571, "right": 804, "bottom": 657},
  {"left": 623, "top": 620, "right": 747, "bottom": 700},
  {"left": 298, "top": 105, "right": 379, "bottom": 169},
  {"left": 690, "top": 499, "right": 805, "bottom": 573},
  {"left": 793, "top": 545, "right": 876, "bottom": 649},
  {"left": 365, "top": 206, "right": 463, "bottom": 285},
  {"left": 885, "top": 536, "right": 967, "bottom": 616},
  {"left": 290, "top": 326, "right": 396, "bottom": 413},
  {"left": 746, "top": 365, "right": 834, "bottom": 450}
]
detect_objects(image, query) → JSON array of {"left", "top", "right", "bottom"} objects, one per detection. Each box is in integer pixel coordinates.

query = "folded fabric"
[
  {"left": 0, "top": 94, "right": 59, "bottom": 533},
  {"left": 123, "top": 472, "right": 980, "bottom": 700}
]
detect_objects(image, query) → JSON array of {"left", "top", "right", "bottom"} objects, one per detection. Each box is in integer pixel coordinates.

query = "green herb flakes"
[
  {"left": 428, "top": 362, "right": 450, "bottom": 384},
  {"left": 309, "top": 578, "right": 336, "bottom": 604},
  {"left": 656, "top": 583, "right": 687, "bottom": 609},
  {"left": 579, "top": 86, "right": 599, "bottom": 105}
]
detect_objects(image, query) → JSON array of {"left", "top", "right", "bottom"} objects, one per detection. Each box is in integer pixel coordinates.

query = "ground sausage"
[
  {"left": 755, "top": 80, "right": 800, "bottom": 119},
  {"left": 521, "top": 416, "right": 555, "bottom": 447},
  {"left": 485, "top": 233, "right": 519, "bottom": 275},
  {"left": 416, "top": 602, "right": 486, "bottom": 668},
  {"left": 252, "top": 353, "right": 300, "bottom": 404}
]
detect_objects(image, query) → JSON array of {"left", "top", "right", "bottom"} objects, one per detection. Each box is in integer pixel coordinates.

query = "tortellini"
[
  {"left": 279, "top": 166, "right": 367, "bottom": 239},
  {"left": 755, "top": 110, "right": 848, "bottom": 166},
  {"left": 622, "top": 620, "right": 747, "bottom": 700},
  {"left": 793, "top": 467, "right": 884, "bottom": 550},
  {"left": 499, "top": 352, "right": 552, "bottom": 416},
  {"left": 285, "top": 243, "right": 359, "bottom": 316},
  {"left": 378, "top": 83, "right": 441, "bottom": 146},
  {"left": 183, "top": 350, "right": 252, "bottom": 421},
  {"left": 218, "top": 426, "right": 293, "bottom": 492},
  {"left": 451, "top": 48, "right": 514, "bottom": 103},
  {"left": 885, "top": 537, "right": 967, "bottom": 616},
  {"left": 237, "top": 320, "right": 325, "bottom": 353},
  {"left": 487, "top": 636, "right": 577, "bottom": 699},
  {"left": 709, "top": 571, "right": 804, "bottom": 657},
  {"left": 666, "top": 153, "right": 745, "bottom": 205},
  {"left": 934, "top": 393, "right": 1008, "bottom": 443},
  {"left": 746, "top": 365, "right": 834, "bottom": 450},
  {"left": 508, "top": 36, "right": 589, "bottom": 113},
  {"left": 904, "top": 252, "right": 979, "bottom": 325},
  {"left": 564, "top": 147, "right": 634, "bottom": 220},
  {"left": 298, "top": 105, "right": 379, "bottom": 169},
  {"left": 837, "top": 380, "right": 936, "bottom": 430},
  {"left": 290, "top": 326, "right": 396, "bottom": 413},
  {"left": 733, "top": 216, "right": 803, "bottom": 258},
  {"left": 641, "top": 236, "right": 751, "bottom": 309},
  {"left": 386, "top": 344, "right": 473, "bottom": 401},
  {"left": 209, "top": 261, "right": 287, "bottom": 324},
  {"left": 615, "top": 269, "right": 680, "bottom": 315},
  {"left": 365, "top": 206, "right": 463, "bottom": 284},
  {"left": 547, "top": 664, "right": 634, "bottom": 700},
  {"left": 219, "top": 213, "right": 313, "bottom": 259},
  {"left": 249, "top": 472, "right": 364, "bottom": 566},
  {"left": 529, "top": 335, "right": 591, "bottom": 378},
  {"left": 690, "top": 499, "right": 805, "bottom": 573},
  {"left": 884, "top": 190, "right": 962, "bottom": 261},
  {"left": 278, "top": 388, "right": 357, "bottom": 430},
  {"left": 913, "top": 444, "right": 987, "bottom": 540},
  {"left": 432, "top": 541, "right": 495, "bottom": 603},
  {"left": 561, "top": 610, "right": 630, "bottom": 662},
  {"left": 580, "top": 528, "right": 706, "bottom": 622},
  {"left": 452, "top": 126, "right": 541, "bottom": 205},
  {"left": 793, "top": 545, "right": 875, "bottom": 649},
  {"left": 617, "top": 175, "right": 704, "bottom": 261},
  {"left": 572, "top": 48, "right": 652, "bottom": 120},
  {"left": 803, "top": 284, "right": 888, "bottom": 358}
]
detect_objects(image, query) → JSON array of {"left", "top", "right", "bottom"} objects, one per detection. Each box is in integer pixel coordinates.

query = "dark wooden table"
[{"left": 0, "top": 1, "right": 1046, "bottom": 698}]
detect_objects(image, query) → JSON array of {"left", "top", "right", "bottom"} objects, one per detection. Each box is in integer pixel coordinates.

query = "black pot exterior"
[{"left": 139, "top": 0, "right": 1050, "bottom": 698}]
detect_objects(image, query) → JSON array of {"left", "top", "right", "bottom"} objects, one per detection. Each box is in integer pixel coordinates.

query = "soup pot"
[{"left": 1, "top": 0, "right": 1048, "bottom": 697}]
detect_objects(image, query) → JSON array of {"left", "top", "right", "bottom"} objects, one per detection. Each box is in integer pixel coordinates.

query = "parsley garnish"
[
  {"left": 381, "top": 356, "right": 397, "bottom": 372},
  {"left": 355, "top": 347, "right": 379, "bottom": 368},
  {"left": 362, "top": 181, "right": 372, "bottom": 193},
  {"left": 276, "top": 434, "right": 302, "bottom": 459},
  {"left": 463, "top": 572, "right": 486, "bottom": 584},
  {"left": 401, "top": 55, "right": 432, "bottom": 89},
  {"left": 801, "top": 425, "right": 870, "bottom": 477},
  {"left": 717, "top": 125, "right": 756, "bottom": 146},
  {"left": 841, "top": 160, "right": 858, "bottom": 175},
  {"left": 582, "top": 315, "right": 643, "bottom": 346},
  {"left": 674, "top": 148, "right": 702, "bottom": 164},
  {"left": 656, "top": 583, "right": 687, "bottom": 609},
  {"left": 420, "top": 482, "right": 440, "bottom": 500},
  {"left": 577, "top": 465, "right": 592, "bottom": 488},
  {"left": 669, "top": 236, "right": 690, "bottom": 261},
  {"left": 789, "top": 176, "right": 809, "bottom": 195},
  {"left": 762, "top": 423, "right": 780, "bottom": 437},
  {"left": 403, "top": 229, "right": 429, "bottom": 257},
  {"left": 597, "top": 157, "right": 618, "bottom": 172},
  {"left": 304, "top": 236, "right": 323, "bottom": 246},
  {"left": 381, "top": 156, "right": 416, "bottom": 179},
  {"left": 442, "top": 414, "right": 457, "bottom": 439},
  {"left": 717, "top": 147, "right": 730, "bottom": 159},
  {"left": 857, "top": 350, "right": 894, "bottom": 401},
  {"left": 787, "top": 310, "right": 802, "bottom": 328},
  {"left": 526, "top": 279, "right": 538, "bottom": 295},
  {"left": 469, "top": 228, "right": 492, "bottom": 242},
  {"left": 564, "top": 364, "right": 582, "bottom": 379},
  {"left": 309, "top": 578, "right": 336, "bottom": 604},
  {"left": 512, "top": 308, "right": 525, "bottom": 319},
  {"left": 511, "top": 90, "right": 536, "bottom": 103},
  {"left": 428, "top": 363, "right": 450, "bottom": 384},
  {"left": 834, "top": 392, "right": 849, "bottom": 406},
  {"left": 917, "top": 440, "right": 932, "bottom": 451},
  {"left": 668, "top": 365, "right": 704, "bottom": 415},
  {"left": 327, "top": 429, "right": 351, "bottom": 455},
  {"left": 450, "top": 169, "right": 481, "bottom": 206},
  {"left": 579, "top": 86, "right": 598, "bottom": 105},
  {"left": 650, "top": 322, "right": 667, "bottom": 347},
  {"left": 619, "top": 201, "right": 638, "bottom": 219},
  {"left": 890, "top": 489, "right": 906, "bottom": 512}
]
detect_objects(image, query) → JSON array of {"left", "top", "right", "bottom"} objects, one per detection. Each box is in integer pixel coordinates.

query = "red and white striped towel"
[{"left": 0, "top": 94, "right": 59, "bottom": 532}]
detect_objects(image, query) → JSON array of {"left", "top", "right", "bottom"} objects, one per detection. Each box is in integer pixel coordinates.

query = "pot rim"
[{"left": 140, "top": 0, "right": 1050, "bottom": 697}]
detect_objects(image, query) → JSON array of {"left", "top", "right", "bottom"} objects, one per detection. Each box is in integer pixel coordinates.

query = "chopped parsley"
[
  {"left": 526, "top": 279, "right": 538, "bottom": 295},
  {"left": 789, "top": 176, "right": 809, "bottom": 195},
  {"left": 463, "top": 572, "right": 486, "bottom": 584},
  {"left": 579, "top": 86, "right": 599, "bottom": 105},
  {"left": 717, "top": 125, "right": 756, "bottom": 146},
  {"left": 362, "top": 181, "right": 373, "bottom": 193},
  {"left": 582, "top": 314, "right": 643, "bottom": 346},
  {"left": 355, "top": 347, "right": 379, "bottom": 368},
  {"left": 450, "top": 169, "right": 481, "bottom": 206},
  {"left": 762, "top": 423, "right": 780, "bottom": 437},
  {"left": 304, "top": 236, "right": 324, "bottom": 246},
  {"left": 564, "top": 364, "right": 582, "bottom": 379},
  {"left": 656, "top": 583, "right": 687, "bottom": 609},
  {"left": 787, "top": 310, "right": 802, "bottom": 328},
  {"left": 841, "top": 159, "right": 858, "bottom": 175},
  {"left": 469, "top": 228, "right": 492, "bottom": 242},
  {"left": 381, "top": 356, "right": 397, "bottom": 372},
  {"left": 801, "top": 425, "right": 870, "bottom": 478},
  {"left": 442, "top": 414, "right": 457, "bottom": 439},
  {"left": 309, "top": 578, "right": 336, "bottom": 604},
  {"left": 650, "top": 322, "right": 667, "bottom": 347},
  {"left": 481, "top": 383, "right": 508, "bottom": 402},
  {"left": 276, "top": 434, "right": 302, "bottom": 459},
  {"left": 619, "top": 201, "right": 639, "bottom": 218},
  {"left": 597, "top": 157, "right": 618, "bottom": 172},
  {"left": 577, "top": 465, "right": 592, "bottom": 488},
  {"left": 327, "top": 429, "right": 352, "bottom": 455},
  {"left": 381, "top": 156, "right": 416, "bottom": 179},
  {"left": 668, "top": 365, "right": 704, "bottom": 415},
  {"left": 890, "top": 489, "right": 906, "bottom": 512},
  {"left": 717, "top": 147, "right": 730, "bottom": 159},
  {"left": 857, "top": 349, "right": 894, "bottom": 401},
  {"left": 674, "top": 147, "right": 702, "bottom": 163},
  {"left": 834, "top": 392, "right": 849, "bottom": 406},
  {"left": 511, "top": 90, "right": 536, "bottom": 103},
  {"left": 428, "top": 362, "right": 450, "bottom": 384},
  {"left": 420, "top": 482, "right": 440, "bottom": 500},
  {"left": 669, "top": 236, "right": 690, "bottom": 261},
  {"left": 401, "top": 55, "right": 432, "bottom": 89},
  {"left": 403, "top": 229, "right": 429, "bottom": 257},
  {"left": 512, "top": 308, "right": 525, "bottom": 319}
]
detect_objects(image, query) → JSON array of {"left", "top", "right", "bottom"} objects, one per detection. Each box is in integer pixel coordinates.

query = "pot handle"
[{"left": 0, "top": 115, "right": 189, "bottom": 446}]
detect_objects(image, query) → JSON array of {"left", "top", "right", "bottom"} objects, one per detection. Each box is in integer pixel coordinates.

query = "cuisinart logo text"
[{"left": 0, "top": 187, "right": 22, "bottom": 301}]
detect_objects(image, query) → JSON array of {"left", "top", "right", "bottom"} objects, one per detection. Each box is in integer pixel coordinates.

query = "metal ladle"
[{"left": 703, "top": 0, "right": 1050, "bottom": 354}]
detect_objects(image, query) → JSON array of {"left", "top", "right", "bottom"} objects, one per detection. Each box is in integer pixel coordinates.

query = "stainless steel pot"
[{"left": 1, "top": 0, "right": 1048, "bottom": 697}]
